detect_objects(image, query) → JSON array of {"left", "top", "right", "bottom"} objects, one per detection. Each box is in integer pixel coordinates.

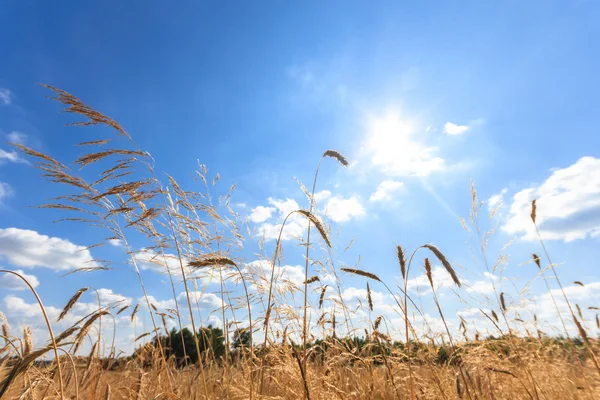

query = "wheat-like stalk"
[
  {"left": 323, "top": 150, "right": 349, "bottom": 167},
  {"left": 136, "top": 332, "right": 151, "bottom": 342},
  {"left": 74, "top": 310, "right": 110, "bottom": 354},
  {"left": 397, "top": 245, "right": 407, "bottom": 280},
  {"left": 23, "top": 327, "right": 32, "bottom": 356},
  {"left": 188, "top": 254, "right": 237, "bottom": 268},
  {"left": 116, "top": 305, "right": 130, "bottom": 315},
  {"left": 55, "top": 326, "right": 80, "bottom": 344},
  {"left": 533, "top": 254, "right": 541, "bottom": 268},
  {"left": 366, "top": 282, "right": 373, "bottom": 312},
  {"left": 0, "top": 312, "right": 9, "bottom": 342},
  {"left": 340, "top": 268, "right": 381, "bottom": 282},
  {"left": 131, "top": 304, "right": 140, "bottom": 322},
  {"left": 491, "top": 310, "right": 499, "bottom": 322},
  {"left": 374, "top": 316, "right": 383, "bottom": 331},
  {"left": 297, "top": 210, "right": 331, "bottom": 248},
  {"left": 423, "top": 244, "right": 461, "bottom": 287},
  {"left": 58, "top": 287, "right": 89, "bottom": 322},
  {"left": 319, "top": 286, "right": 327, "bottom": 309},
  {"left": 500, "top": 293, "right": 507, "bottom": 312},
  {"left": 424, "top": 258, "right": 433, "bottom": 287}
]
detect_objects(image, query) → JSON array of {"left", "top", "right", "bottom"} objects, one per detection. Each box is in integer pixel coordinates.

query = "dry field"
[{"left": 1, "top": 86, "right": 600, "bottom": 399}]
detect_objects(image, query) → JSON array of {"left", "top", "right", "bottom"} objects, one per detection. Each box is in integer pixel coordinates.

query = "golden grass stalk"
[
  {"left": 116, "top": 305, "right": 130, "bottom": 315},
  {"left": 0, "top": 269, "right": 64, "bottom": 399},
  {"left": 188, "top": 254, "right": 236, "bottom": 268},
  {"left": 366, "top": 282, "right": 373, "bottom": 312},
  {"left": 1, "top": 312, "right": 9, "bottom": 343},
  {"left": 74, "top": 310, "right": 110, "bottom": 354},
  {"left": 289, "top": 339, "right": 312, "bottom": 400},
  {"left": 491, "top": 310, "right": 499, "bottom": 322},
  {"left": 340, "top": 267, "right": 381, "bottom": 282},
  {"left": 297, "top": 210, "right": 331, "bottom": 248},
  {"left": 58, "top": 287, "right": 89, "bottom": 322},
  {"left": 422, "top": 244, "right": 461, "bottom": 287},
  {"left": 373, "top": 316, "right": 383, "bottom": 331},
  {"left": 131, "top": 304, "right": 140, "bottom": 322},
  {"left": 54, "top": 326, "right": 80, "bottom": 344},
  {"left": 136, "top": 332, "right": 151, "bottom": 342},
  {"left": 319, "top": 286, "right": 327, "bottom": 309},
  {"left": 397, "top": 245, "right": 407, "bottom": 280},
  {"left": 424, "top": 258, "right": 433, "bottom": 287},
  {"left": 323, "top": 150, "right": 349, "bottom": 167},
  {"left": 300, "top": 150, "right": 348, "bottom": 398},
  {"left": 529, "top": 198, "right": 600, "bottom": 376},
  {"left": 500, "top": 293, "right": 507, "bottom": 313},
  {"left": 41, "top": 84, "right": 129, "bottom": 137},
  {"left": 22, "top": 327, "right": 32, "bottom": 356},
  {"left": 530, "top": 199, "right": 537, "bottom": 223}
]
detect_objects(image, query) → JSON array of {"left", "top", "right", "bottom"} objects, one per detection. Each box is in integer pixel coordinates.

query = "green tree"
[
  {"left": 154, "top": 325, "right": 225, "bottom": 367},
  {"left": 232, "top": 328, "right": 251, "bottom": 349}
]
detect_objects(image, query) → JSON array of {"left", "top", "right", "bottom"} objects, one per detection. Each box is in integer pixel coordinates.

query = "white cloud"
[
  {"left": 488, "top": 188, "right": 507, "bottom": 213},
  {"left": 246, "top": 259, "right": 305, "bottom": 289},
  {"left": 0, "top": 148, "right": 28, "bottom": 164},
  {"left": 370, "top": 180, "right": 404, "bottom": 202},
  {"left": 96, "top": 288, "right": 131, "bottom": 306},
  {"left": 465, "top": 273, "right": 498, "bottom": 295},
  {"left": 143, "top": 294, "right": 176, "bottom": 311},
  {"left": 0, "top": 182, "right": 13, "bottom": 203},
  {"left": 7, "top": 131, "right": 27, "bottom": 145},
  {"left": 254, "top": 198, "right": 308, "bottom": 242},
  {"left": 443, "top": 122, "right": 469, "bottom": 136},
  {"left": 268, "top": 197, "right": 300, "bottom": 217},
  {"left": 323, "top": 196, "right": 365, "bottom": 223},
  {"left": 0, "top": 88, "right": 11, "bottom": 105},
  {"left": 364, "top": 112, "right": 445, "bottom": 177},
  {"left": 313, "top": 190, "right": 331, "bottom": 203},
  {"left": 108, "top": 238, "right": 122, "bottom": 247},
  {"left": 2, "top": 287, "right": 134, "bottom": 353},
  {"left": 249, "top": 205, "right": 276, "bottom": 223},
  {"left": 256, "top": 220, "right": 306, "bottom": 242},
  {"left": 0, "top": 227, "right": 97, "bottom": 271},
  {"left": 253, "top": 192, "right": 364, "bottom": 242},
  {"left": 503, "top": 157, "right": 600, "bottom": 242},
  {"left": 406, "top": 266, "right": 456, "bottom": 293},
  {"left": 0, "top": 269, "right": 39, "bottom": 290}
]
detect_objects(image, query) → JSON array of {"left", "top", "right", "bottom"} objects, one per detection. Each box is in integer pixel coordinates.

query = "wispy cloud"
[
  {"left": 0, "top": 182, "right": 13, "bottom": 204},
  {"left": 0, "top": 88, "right": 11, "bottom": 105},
  {"left": 443, "top": 122, "right": 469, "bottom": 135},
  {"left": 7, "top": 131, "right": 27, "bottom": 145},
  {"left": 370, "top": 180, "right": 403, "bottom": 202},
  {"left": 488, "top": 188, "right": 507, "bottom": 214},
  {"left": 0, "top": 148, "right": 28, "bottom": 165}
]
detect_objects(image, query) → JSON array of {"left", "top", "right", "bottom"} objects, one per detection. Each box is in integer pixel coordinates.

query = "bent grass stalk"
[{"left": 0, "top": 270, "right": 64, "bottom": 399}]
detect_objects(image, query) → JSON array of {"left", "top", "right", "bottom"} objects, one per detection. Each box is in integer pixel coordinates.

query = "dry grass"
[{"left": 1, "top": 85, "right": 600, "bottom": 399}]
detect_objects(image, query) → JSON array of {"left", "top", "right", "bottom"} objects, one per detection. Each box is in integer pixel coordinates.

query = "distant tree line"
[{"left": 138, "top": 327, "right": 591, "bottom": 369}]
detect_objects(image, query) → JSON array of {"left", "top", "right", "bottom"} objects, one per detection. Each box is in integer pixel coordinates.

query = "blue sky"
[{"left": 1, "top": 0, "right": 600, "bottom": 353}]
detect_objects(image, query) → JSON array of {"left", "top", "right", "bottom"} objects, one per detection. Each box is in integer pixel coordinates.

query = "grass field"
[{"left": 1, "top": 86, "right": 600, "bottom": 399}]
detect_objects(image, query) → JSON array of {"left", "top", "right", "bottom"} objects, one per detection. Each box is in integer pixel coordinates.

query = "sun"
[{"left": 364, "top": 110, "right": 444, "bottom": 177}]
